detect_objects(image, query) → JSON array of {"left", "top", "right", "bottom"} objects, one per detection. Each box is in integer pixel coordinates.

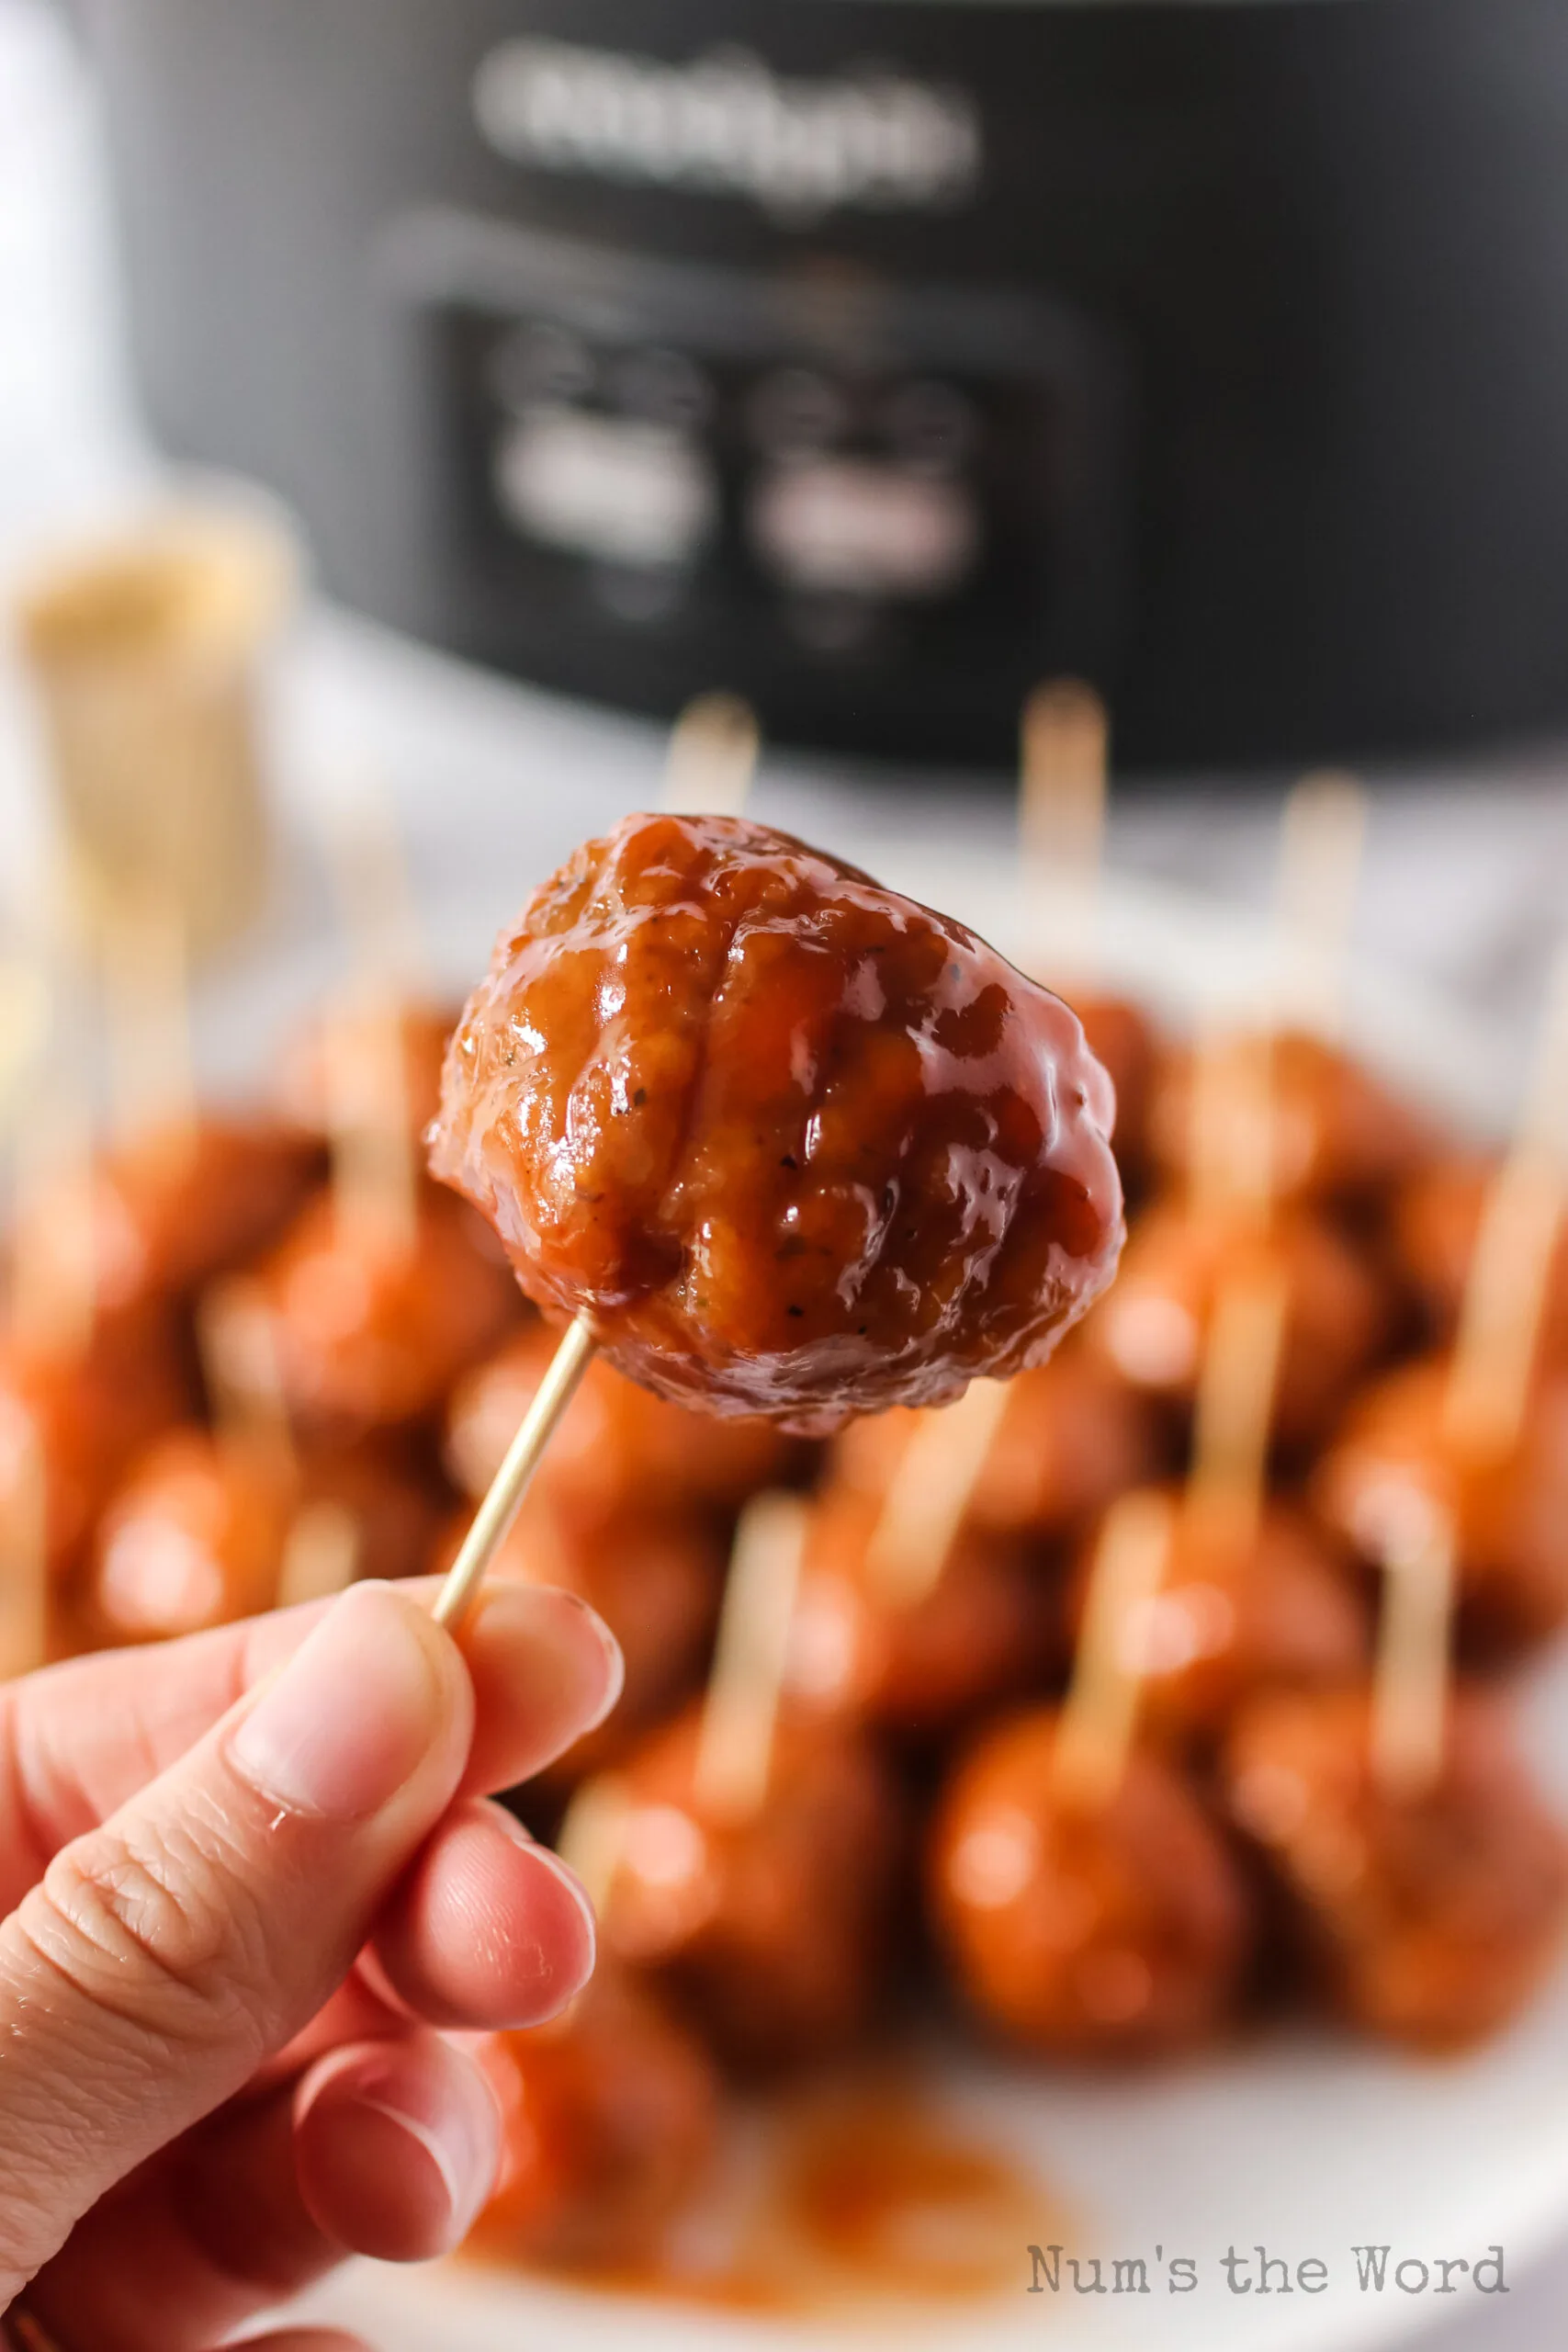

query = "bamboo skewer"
[
  {"left": 1019, "top": 678, "right": 1109, "bottom": 985},
  {"left": 862, "top": 1379, "right": 1013, "bottom": 1606},
  {"left": 1370, "top": 1496, "right": 1458, "bottom": 1802},
  {"left": 1051, "top": 1487, "right": 1176, "bottom": 1810},
  {"left": 1188, "top": 1012, "right": 1275, "bottom": 1228},
  {"left": 0, "top": 1419, "right": 48, "bottom": 1680},
  {"left": 277, "top": 1499, "right": 362, "bottom": 1611},
  {"left": 318, "top": 792, "right": 424, "bottom": 1258},
  {"left": 1444, "top": 946, "right": 1568, "bottom": 1458},
  {"left": 434, "top": 1315, "right": 599, "bottom": 1630},
  {"left": 1273, "top": 770, "right": 1368, "bottom": 1037},
  {"left": 660, "top": 694, "right": 761, "bottom": 819},
  {"left": 556, "top": 1773, "right": 632, "bottom": 1915},
  {"left": 692, "top": 1490, "right": 808, "bottom": 1820},
  {"left": 1185, "top": 1266, "right": 1291, "bottom": 1555}
]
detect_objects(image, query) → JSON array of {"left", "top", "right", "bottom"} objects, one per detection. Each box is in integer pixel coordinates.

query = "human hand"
[{"left": 0, "top": 1575, "right": 623, "bottom": 2351}]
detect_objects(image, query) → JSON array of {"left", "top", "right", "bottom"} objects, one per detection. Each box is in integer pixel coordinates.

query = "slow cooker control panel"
[{"left": 391, "top": 214, "right": 1124, "bottom": 754}]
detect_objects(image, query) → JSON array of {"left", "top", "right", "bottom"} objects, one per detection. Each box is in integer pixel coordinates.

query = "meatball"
[
  {"left": 251, "top": 1179, "right": 521, "bottom": 1439},
  {"left": 929, "top": 1707, "right": 1253, "bottom": 2059},
  {"left": 430, "top": 813, "right": 1122, "bottom": 1434},
  {"left": 85, "top": 1426, "right": 294, "bottom": 1643},
  {"left": 0, "top": 1306, "right": 191, "bottom": 1582},
  {"left": 432, "top": 1498, "right": 722, "bottom": 1781},
  {"left": 1066, "top": 1493, "right": 1369, "bottom": 1747},
  {"left": 1149, "top": 1030, "right": 1432, "bottom": 1208},
  {"left": 470, "top": 1966, "right": 719, "bottom": 2270},
  {"left": 1392, "top": 1155, "right": 1568, "bottom": 1357},
  {"left": 445, "top": 1323, "right": 796, "bottom": 1528},
  {"left": 832, "top": 1343, "right": 1163, "bottom": 1544},
  {"left": 1314, "top": 1354, "right": 1568, "bottom": 1652},
  {"left": 603, "top": 1704, "right": 907, "bottom": 2072},
  {"left": 1074, "top": 993, "right": 1160, "bottom": 1186},
  {"left": 301, "top": 1433, "right": 447, "bottom": 1589},
  {"left": 274, "top": 999, "right": 457, "bottom": 1140},
  {"left": 17, "top": 1118, "right": 321, "bottom": 1320},
  {"left": 782, "top": 1483, "right": 1055, "bottom": 1739},
  {"left": 1223, "top": 1684, "right": 1568, "bottom": 2047},
  {"left": 1085, "top": 1201, "right": 1392, "bottom": 1447}
]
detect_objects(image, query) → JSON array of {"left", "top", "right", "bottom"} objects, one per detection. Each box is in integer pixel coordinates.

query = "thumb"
[{"left": 0, "top": 1581, "right": 474, "bottom": 2303}]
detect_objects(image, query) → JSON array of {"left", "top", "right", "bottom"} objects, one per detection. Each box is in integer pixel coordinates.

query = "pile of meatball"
[{"left": 6, "top": 820, "right": 1567, "bottom": 2282}]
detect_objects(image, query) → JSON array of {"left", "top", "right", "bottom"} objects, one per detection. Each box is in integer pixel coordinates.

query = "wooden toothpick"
[
  {"left": 1188, "top": 1012, "right": 1275, "bottom": 1228},
  {"left": 0, "top": 1419, "right": 48, "bottom": 1679},
  {"left": 1445, "top": 944, "right": 1568, "bottom": 1458},
  {"left": 556, "top": 1772, "right": 632, "bottom": 1915},
  {"left": 1370, "top": 1493, "right": 1457, "bottom": 1802},
  {"left": 660, "top": 694, "right": 761, "bottom": 819},
  {"left": 318, "top": 790, "right": 425, "bottom": 1257},
  {"left": 195, "top": 1276, "right": 299, "bottom": 1481},
  {"left": 1273, "top": 770, "right": 1368, "bottom": 1037},
  {"left": 433, "top": 1315, "right": 599, "bottom": 1630},
  {"left": 862, "top": 1380, "right": 1013, "bottom": 1607},
  {"left": 692, "top": 1489, "right": 808, "bottom": 1819},
  {"left": 277, "top": 1498, "right": 362, "bottom": 1611},
  {"left": 1185, "top": 1265, "right": 1291, "bottom": 1554},
  {"left": 1052, "top": 1487, "right": 1175, "bottom": 1809},
  {"left": 1020, "top": 678, "right": 1109, "bottom": 984}
]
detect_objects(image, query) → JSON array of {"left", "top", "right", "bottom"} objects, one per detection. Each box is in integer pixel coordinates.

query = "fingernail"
[
  {"left": 335, "top": 2048, "right": 500, "bottom": 2245},
  {"left": 463, "top": 1583, "right": 626, "bottom": 1768},
  {"left": 230, "top": 1583, "right": 446, "bottom": 1819}
]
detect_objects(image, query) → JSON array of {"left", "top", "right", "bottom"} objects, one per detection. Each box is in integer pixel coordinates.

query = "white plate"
[{"left": 285, "top": 845, "right": 1565, "bottom": 2352}]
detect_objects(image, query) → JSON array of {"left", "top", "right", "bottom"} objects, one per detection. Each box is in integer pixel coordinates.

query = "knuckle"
[{"left": 19, "top": 1801, "right": 273, "bottom": 2064}]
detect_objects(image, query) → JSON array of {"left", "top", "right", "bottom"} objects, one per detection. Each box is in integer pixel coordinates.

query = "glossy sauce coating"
[
  {"left": 604, "top": 1704, "right": 907, "bottom": 2073},
  {"left": 1149, "top": 1030, "right": 1434, "bottom": 1206},
  {"left": 832, "top": 1343, "right": 1164, "bottom": 1543},
  {"left": 929, "top": 1707, "right": 1253, "bottom": 2059},
  {"left": 472, "top": 1967, "right": 720, "bottom": 2268},
  {"left": 431, "top": 814, "right": 1123, "bottom": 1433},
  {"left": 1314, "top": 1354, "right": 1568, "bottom": 1652},
  {"left": 1073, "top": 993, "right": 1159, "bottom": 1185},
  {"left": 252, "top": 1180, "right": 521, "bottom": 1439},
  {"left": 1086, "top": 1201, "right": 1393, "bottom": 1446},
  {"left": 1224, "top": 1684, "right": 1568, "bottom": 2047},
  {"left": 444, "top": 1323, "right": 795, "bottom": 1527},
  {"left": 1066, "top": 1493, "right": 1369, "bottom": 1747},
  {"left": 783, "top": 1484, "right": 1055, "bottom": 1739}
]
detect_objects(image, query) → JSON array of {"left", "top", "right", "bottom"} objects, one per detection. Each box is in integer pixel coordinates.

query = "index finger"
[{"left": 0, "top": 1578, "right": 621, "bottom": 1906}]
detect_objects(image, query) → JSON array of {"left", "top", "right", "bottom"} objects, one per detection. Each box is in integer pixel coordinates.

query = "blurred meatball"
[
  {"left": 604, "top": 1704, "right": 907, "bottom": 2073},
  {"left": 929, "top": 1707, "right": 1253, "bottom": 2059},
  {"left": 85, "top": 1425, "right": 293, "bottom": 1643},
  {"left": 274, "top": 999, "right": 456, "bottom": 1139},
  {"left": 1224, "top": 1684, "right": 1568, "bottom": 2047},
  {"left": 1150, "top": 1030, "right": 1432, "bottom": 1208}
]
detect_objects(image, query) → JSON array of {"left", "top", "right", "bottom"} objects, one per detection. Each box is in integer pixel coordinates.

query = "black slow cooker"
[{"left": 82, "top": 0, "right": 1568, "bottom": 767}]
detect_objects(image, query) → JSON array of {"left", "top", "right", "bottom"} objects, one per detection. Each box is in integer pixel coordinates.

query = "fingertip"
[
  {"left": 457, "top": 1582, "right": 624, "bottom": 1793},
  {"left": 294, "top": 2033, "right": 502, "bottom": 2263},
  {"left": 371, "top": 1797, "right": 596, "bottom": 2030}
]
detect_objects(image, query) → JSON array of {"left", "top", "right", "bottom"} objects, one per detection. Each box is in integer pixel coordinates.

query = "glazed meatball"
[
  {"left": 274, "top": 998, "right": 457, "bottom": 1140},
  {"left": 1085, "top": 1201, "right": 1392, "bottom": 1448},
  {"left": 1149, "top": 1030, "right": 1432, "bottom": 1208},
  {"left": 782, "top": 1483, "right": 1055, "bottom": 1739},
  {"left": 833, "top": 1343, "right": 1164, "bottom": 1544},
  {"left": 0, "top": 1306, "right": 191, "bottom": 1582},
  {"left": 445, "top": 1322, "right": 795, "bottom": 1528},
  {"left": 430, "top": 813, "right": 1122, "bottom": 1433},
  {"left": 1224, "top": 1684, "right": 1568, "bottom": 2048},
  {"left": 603, "top": 1704, "right": 907, "bottom": 2072},
  {"left": 1066, "top": 1493, "right": 1369, "bottom": 1747},
  {"left": 1314, "top": 1354, "right": 1568, "bottom": 1652},
  {"left": 85, "top": 1426, "right": 294, "bottom": 1643},
  {"left": 251, "top": 1179, "right": 521, "bottom": 1440},
  {"left": 470, "top": 1967, "right": 719, "bottom": 2270},
  {"left": 17, "top": 1118, "right": 321, "bottom": 1322},
  {"left": 929, "top": 1707, "right": 1253, "bottom": 2059}
]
